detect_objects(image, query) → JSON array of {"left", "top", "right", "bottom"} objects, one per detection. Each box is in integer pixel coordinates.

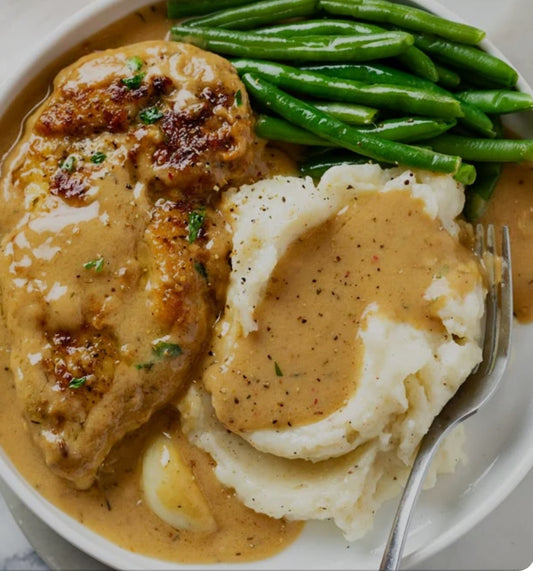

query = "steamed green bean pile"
[{"left": 168, "top": 0, "right": 533, "bottom": 220}]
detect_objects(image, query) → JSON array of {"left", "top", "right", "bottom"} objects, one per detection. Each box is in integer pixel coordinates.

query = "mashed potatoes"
[
  {"left": 179, "top": 383, "right": 464, "bottom": 541},
  {"left": 144, "top": 163, "right": 485, "bottom": 540}
]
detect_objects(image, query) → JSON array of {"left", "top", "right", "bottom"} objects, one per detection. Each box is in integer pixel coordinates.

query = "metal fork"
[{"left": 379, "top": 224, "right": 513, "bottom": 571}]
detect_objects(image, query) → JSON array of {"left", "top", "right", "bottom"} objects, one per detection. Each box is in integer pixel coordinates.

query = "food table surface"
[{"left": 0, "top": 0, "right": 532, "bottom": 569}]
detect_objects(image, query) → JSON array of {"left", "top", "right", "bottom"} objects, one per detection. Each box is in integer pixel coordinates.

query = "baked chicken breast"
[{"left": 0, "top": 41, "right": 257, "bottom": 489}]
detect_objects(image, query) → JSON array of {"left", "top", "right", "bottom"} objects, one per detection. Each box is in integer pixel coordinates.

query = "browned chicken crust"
[{"left": 0, "top": 41, "right": 256, "bottom": 488}]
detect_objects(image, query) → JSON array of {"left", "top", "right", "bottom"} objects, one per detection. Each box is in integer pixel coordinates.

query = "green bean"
[
  {"left": 457, "top": 90, "right": 533, "bottom": 114},
  {"left": 167, "top": 0, "right": 255, "bottom": 18},
  {"left": 302, "top": 62, "right": 434, "bottom": 89},
  {"left": 241, "top": 73, "right": 464, "bottom": 175},
  {"left": 396, "top": 43, "right": 438, "bottom": 82},
  {"left": 232, "top": 60, "right": 462, "bottom": 118},
  {"left": 302, "top": 63, "right": 495, "bottom": 136},
  {"left": 257, "top": 114, "right": 456, "bottom": 146},
  {"left": 455, "top": 70, "right": 502, "bottom": 90},
  {"left": 255, "top": 19, "right": 438, "bottom": 80},
  {"left": 255, "top": 19, "right": 383, "bottom": 36},
  {"left": 491, "top": 114, "right": 505, "bottom": 138},
  {"left": 356, "top": 116, "right": 456, "bottom": 142},
  {"left": 297, "top": 152, "right": 475, "bottom": 185},
  {"left": 463, "top": 162, "right": 502, "bottom": 221},
  {"left": 256, "top": 115, "right": 335, "bottom": 146},
  {"left": 435, "top": 64, "right": 461, "bottom": 89},
  {"left": 455, "top": 100, "right": 496, "bottom": 138},
  {"left": 413, "top": 34, "right": 518, "bottom": 88},
  {"left": 427, "top": 134, "right": 533, "bottom": 162},
  {"left": 299, "top": 150, "right": 374, "bottom": 178},
  {"left": 454, "top": 163, "right": 477, "bottom": 185},
  {"left": 318, "top": 0, "right": 485, "bottom": 45},
  {"left": 311, "top": 102, "right": 378, "bottom": 125},
  {"left": 171, "top": 26, "right": 414, "bottom": 62},
  {"left": 184, "top": 0, "right": 317, "bottom": 29}
]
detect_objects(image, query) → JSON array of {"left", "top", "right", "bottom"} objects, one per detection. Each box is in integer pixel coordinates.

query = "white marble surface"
[
  {"left": 0, "top": 1, "right": 533, "bottom": 570},
  {"left": 0, "top": 501, "right": 48, "bottom": 570}
]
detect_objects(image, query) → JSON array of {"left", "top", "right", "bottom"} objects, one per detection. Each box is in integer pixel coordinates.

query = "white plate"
[{"left": 0, "top": 1, "right": 532, "bottom": 569}]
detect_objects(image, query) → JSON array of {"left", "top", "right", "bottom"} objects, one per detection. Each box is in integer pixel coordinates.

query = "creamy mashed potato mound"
[
  {"left": 202, "top": 165, "right": 484, "bottom": 459},
  {"left": 149, "top": 164, "right": 484, "bottom": 540}
]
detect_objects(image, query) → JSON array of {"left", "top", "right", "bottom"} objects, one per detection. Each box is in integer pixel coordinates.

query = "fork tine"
[
  {"left": 475, "top": 224, "right": 498, "bottom": 377},
  {"left": 474, "top": 222, "right": 485, "bottom": 258},
  {"left": 471, "top": 224, "right": 512, "bottom": 388},
  {"left": 497, "top": 225, "right": 513, "bottom": 364},
  {"left": 485, "top": 224, "right": 498, "bottom": 368},
  {"left": 486, "top": 223, "right": 496, "bottom": 257}
]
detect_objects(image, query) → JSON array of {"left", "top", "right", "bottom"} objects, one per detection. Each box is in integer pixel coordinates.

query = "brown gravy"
[
  {"left": 481, "top": 162, "right": 533, "bottom": 323},
  {"left": 206, "top": 190, "right": 481, "bottom": 432}
]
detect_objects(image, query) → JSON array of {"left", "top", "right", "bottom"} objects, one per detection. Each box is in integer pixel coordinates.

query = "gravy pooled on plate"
[{"left": 481, "top": 162, "right": 533, "bottom": 322}]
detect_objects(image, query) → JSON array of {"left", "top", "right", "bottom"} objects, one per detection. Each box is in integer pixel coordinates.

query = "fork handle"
[{"left": 379, "top": 426, "right": 450, "bottom": 571}]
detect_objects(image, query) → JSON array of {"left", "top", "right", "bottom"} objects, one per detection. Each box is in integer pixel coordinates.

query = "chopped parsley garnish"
[
  {"left": 139, "top": 106, "right": 164, "bottom": 125},
  {"left": 126, "top": 55, "right": 144, "bottom": 72},
  {"left": 135, "top": 361, "right": 154, "bottom": 371},
  {"left": 235, "top": 89, "right": 243, "bottom": 106},
  {"left": 83, "top": 257, "right": 105, "bottom": 273},
  {"left": 121, "top": 72, "right": 146, "bottom": 90},
  {"left": 188, "top": 208, "right": 206, "bottom": 243},
  {"left": 194, "top": 261, "right": 208, "bottom": 279},
  {"left": 274, "top": 362, "right": 283, "bottom": 377},
  {"left": 120, "top": 71, "right": 146, "bottom": 89},
  {"left": 60, "top": 155, "right": 77, "bottom": 173},
  {"left": 69, "top": 376, "right": 87, "bottom": 389},
  {"left": 153, "top": 341, "right": 183, "bottom": 359},
  {"left": 134, "top": 341, "right": 183, "bottom": 371},
  {"left": 90, "top": 152, "right": 107, "bottom": 164}
]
